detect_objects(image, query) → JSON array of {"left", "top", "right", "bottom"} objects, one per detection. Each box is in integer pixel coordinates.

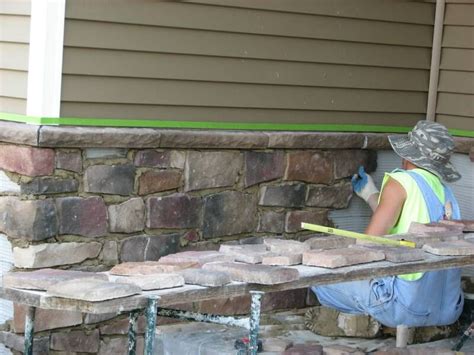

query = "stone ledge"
[{"left": 0, "top": 120, "right": 471, "bottom": 153}]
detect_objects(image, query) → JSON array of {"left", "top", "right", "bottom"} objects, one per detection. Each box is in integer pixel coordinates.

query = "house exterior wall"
[
  {"left": 436, "top": 0, "right": 474, "bottom": 130},
  {"left": 0, "top": 0, "right": 30, "bottom": 115},
  {"left": 59, "top": 0, "right": 434, "bottom": 128}
]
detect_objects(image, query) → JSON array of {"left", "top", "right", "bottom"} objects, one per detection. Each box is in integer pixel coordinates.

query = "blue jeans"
[{"left": 312, "top": 269, "right": 463, "bottom": 328}]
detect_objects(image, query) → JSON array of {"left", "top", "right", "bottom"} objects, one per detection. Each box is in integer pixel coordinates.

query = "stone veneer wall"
[{"left": 0, "top": 121, "right": 472, "bottom": 354}]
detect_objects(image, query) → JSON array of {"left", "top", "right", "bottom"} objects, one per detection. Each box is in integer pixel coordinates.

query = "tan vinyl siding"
[
  {"left": 61, "top": 0, "right": 434, "bottom": 127},
  {"left": 436, "top": 1, "right": 474, "bottom": 131},
  {"left": 0, "top": 0, "right": 30, "bottom": 114}
]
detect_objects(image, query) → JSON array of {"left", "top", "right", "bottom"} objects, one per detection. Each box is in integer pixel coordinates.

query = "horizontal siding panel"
[
  {"left": 436, "top": 114, "right": 474, "bottom": 131},
  {"left": 65, "top": 2, "right": 433, "bottom": 47},
  {"left": 0, "top": 96, "right": 26, "bottom": 114},
  {"left": 0, "top": 14, "right": 29, "bottom": 43},
  {"left": 0, "top": 69, "right": 27, "bottom": 98},
  {"left": 438, "top": 70, "right": 474, "bottom": 94},
  {"left": 61, "top": 75, "right": 427, "bottom": 113},
  {"left": 185, "top": 0, "right": 434, "bottom": 25},
  {"left": 62, "top": 48, "right": 429, "bottom": 92},
  {"left": 445, "top": 4, "right": 474, "bottom": 25},
  {"left": 60, "top": 102, "right": 424, "bottom": 126},
  {"left": 437, "top": 93, "right": 474, "bottom": 117},
  {"left": 64, "top": 20, "right": 431, "bottom": 69},
  {"left": 442, "top": 26, "right": 474, "bottom": 49},
  {"left": 440, "top": 48, "right": 474, "bottom": 71},
  {"left": 0, "top": 0, "right": 30, "bottom": 15},
  {"left": 0, "top": 42, "right": 28, "bottom": 71}
]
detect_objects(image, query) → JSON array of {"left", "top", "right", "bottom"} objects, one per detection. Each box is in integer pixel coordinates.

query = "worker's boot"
[{"left": 305, "top": 306, "right": 381, "bottom": 338}]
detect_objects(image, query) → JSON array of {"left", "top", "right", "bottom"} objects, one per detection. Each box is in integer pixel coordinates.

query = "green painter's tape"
[{"left": 0, "top": 113, "right": 473, "bottom": 137}]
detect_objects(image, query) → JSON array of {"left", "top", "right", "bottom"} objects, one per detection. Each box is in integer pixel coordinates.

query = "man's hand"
[{"left": 351, "top": 166, "right": 379, "bottom": 210}]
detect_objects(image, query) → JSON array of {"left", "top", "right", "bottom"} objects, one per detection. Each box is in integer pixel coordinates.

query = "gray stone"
[
  {"left": 159, "top": 251, "right": 234, "bottom": 266},
  {"left": 84, "top": 312, "right": 118, "bottom": 324},
  {"left": 259, "top": 183, "right": 306, "bottom": 207},
  {"left": 303, "top": 248, "right": 385, "bottom": 268},
  {"left": 3, "top": 268, "right": 107, "bottom": 290},
  {"left": 203, "top": 262, "right": 300, "bottom": 285},
  {"left": 170, "top": 150, "right": 186, "bottom": 169},
  {"left": 134, "top": 149, "right": 171, "bottom": 167},
  {"left": 185, "top": 151, "right": 242, "bottom": 191},
  {"left": 13, "top": 242, "right": 101, "bottom": 268},
  {"left": 50, "top": 329, "right": 100, "bottom": 353},
  {"left": 56, "top": 150, "right": 82, "bottom": 172},
  {"left": 21, "top": 177, "right": 79, "bottom": 195},
  {"left": 110, "top": 261, "right": 198, "bottom": 275},
  {"left": 422, "top": 240, "right": 474, "bottom": 256},
  {"left": 285, "top": 210, "right": 329, "bottom": 233},
  {"left": 108, "top": 198, "right": 145, "bottom": 233},
  {"left": 284, "top": 151, "right": 333, "bottom": 184},
  {"left": 147, "top": 193, "right": 202, "bottom": 229},
  {"left": 181, "top": 269, "right": 231, "bottom": 286},
  {"left": 350, "top": 245, "right": 426, "bottom": 263},
  {"left": 56, "top": 196, "right": 107, "bottom": 237},
  {"left": 0, "top": 196, "right": 58, "bottom": 241},
  {"left": 111, "top": 273, "right": 184, "bottom": 290},
  {"left": 203, "top": 191, "right": 258, "bottom": 239},
  {"left": 258, "top": 211, "right": 285, "bottom": 233},
  {"left": 304, "top": 235, "right": 356, "bottom": 249},
  {"left": 120, "top": 233, "right": 181, "bottom": 262},
  {"left": 262, "top": 253, "right": 302, "bottom": 266},
  {"left": 46, "top": 278, "right": 141, "bottom": 301},
  {"left": 99, "top": 336, "right": 144, "bottom": 355},
  {"left": 332, "top": 150, "right": 377, "bottom": 179},
  {"left": 85, "top": 148, "right": 127, "bottom": 159},
  {"left": 244, "top": 151, "right": 285, "bottom": 187},
  {"left": 0, "top": 120, "right": 39, "bottom": 146},
  {"left": 0, "top": 170, "right": 20, "bottom": 193},
  {"left": 138, "top": 169, "right": 182, "bottom": 195},
  {"left": 306, "top": 181, "right": 353, "bottom": 209},
  {"left": 0, "top": 331, "right": 49, "bottom": 354},
  {"left": 13, "top": 304, "right": 82, "bottom": 332},
  {"left": 219, "top": 244, "right": 271, "bottom": 264},
  {"left": 101, "top": 240, "right": 119, "bottom": 264},
  {"left": 267, "top": 132, "right": 365, "bottom": 149},
  {"left": 84, "top": 164, "right": 135, "bottom": 195},
  {"left": 264, "top": 238, "right": 310, "bottom": 254},
  {"left": 408, "top": 221, "right": 464, "bottom": 237}
]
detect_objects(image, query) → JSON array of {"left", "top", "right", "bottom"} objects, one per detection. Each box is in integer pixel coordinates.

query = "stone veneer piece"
[
  {"left": 13, "top": 304, "right": 83, "bottom": 333},
  {"left": 422, "top": 240, "right": 474, "bottom": 256},
  {"left": 264, "top": 238, "right": 310, "bottom": 254},
  {"left": 181, "top": 269, "right": 231, "bottom": 287},
  {"left": 108, "top": 198, "right": 145, "bottom": 233},
  {"left": 110, "top": 261, "right": 198, "bottom": 276},
  {"left": 285, "top": 210, "right": 329, "bottom": 233},
  {"left": 47, "top": 278, "right": 141, "bottom": 301},
  {"left": 304, "top": 235, "right": 356, "bottom": 250},
  {"left": 147, "top": 193, "right": 202, "bottom": 229},
  {"left": 219, "top": 244, "right": 271, "bottom": 264},
  {"left": 20, "top": 177, "right": 79, "bottom": 195},
  {"left": 333, "top": 150, "right": 376, "bottom": 179},
  {"left": 306, "top": 182, "right": 353, "bottom": 209},
  {"left": 84, "top": 164, "right": 136, "bottom": 195},
  {"left": 303, "top": 248, "right": 385, "bottom": 268},
  {"left": 56, "top": 150, "right": 82, "bottom": 172},
  {"left": 56, "top": 197, "right": 107, "bottom": 237},
  {"left": 349, "top": 245, "right": 426, "bottom": 263},
  {"left": 203, "top": 262, "right": 299, "bottom": 285},
  {"left": 13, "top": 242, "right": 102, "bottom": 268},
  {"left": 408, "top": 221, "right": 464, "bottom": 237},
  {"left": 111, "top": 273, "right": 184, "bottom": 290},
  {"left": 120, "top": 233, "right": 181, "bottom": 262},
  {"left": 158, "top": 251, "right": 234, "bottom": 266},
  {"left": 244, "top": 151, "right": 284, "bottom": 187},
  {"left": 0, "top": 144, "right": 55, "bottom": 176},
  {"left": 284, "top": 151, "right": 333, "bottom": 184},
  {"left": 261, "top": 253, "right": 302, "bottom": 266},
  {"left": 439, "top": 219, "right": 474, "bottom": 232},
  {"left": 50, "top": 329, "right": 100, "bottom": 353},
  {"left": 138, "top": 170, "right": 182, "bottom": 195},
  {"left": 259, "top": 183, "right": 306, "bottom": 207}
]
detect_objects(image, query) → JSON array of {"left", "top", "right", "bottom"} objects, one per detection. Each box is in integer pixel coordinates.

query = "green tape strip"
[{"left": 0, "top": 113, "right": 473, "bottom": 137}]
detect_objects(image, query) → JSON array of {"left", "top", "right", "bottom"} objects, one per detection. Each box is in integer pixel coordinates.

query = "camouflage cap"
[{"left": 388, "top": 120, "right": 461, "bottom": 182}]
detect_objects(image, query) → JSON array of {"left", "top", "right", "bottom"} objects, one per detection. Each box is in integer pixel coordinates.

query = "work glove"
[{"left": 351, "top": 166, "right": 379, "bottom": 203}]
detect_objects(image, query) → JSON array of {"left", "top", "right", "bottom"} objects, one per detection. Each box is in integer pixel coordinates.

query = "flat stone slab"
[
  {"left": 46, "top": 278, "right": 141, "bottom": 301},
  {"left": 181, "top": 269, "right": 231, "bottom": 287},
  {"left": 422, "top": 240, "right": 474, "bottom": 256},
  {"left": 109, "top": 261, "right": 198, "bottom": 276},
  {"left": 408, "top": 222, "right": 464, "bottom": 237},
  {"left": 261, "top": 253, "right": 302, "bottom": 266},
  {"left": 202, "top": 262, "right": 299, "bottom": 285},
  {"left": 349, "top": 245, "right": 426, "bottom": 263},
  {"left": 110, "top": 273, "right": 184, "bottom": 291},
  {"left": 303, "top": 248, "right": 385, "bottom": 268},
  {"left": 382, "top": 233, "right": 460, "bottom": 248},
  {"left": 3, "top": 269, "right": 107, "bottom": 291},
  {"left": 439, "top": 219, "right": 474, "bottom": 232},
  {"left": 264, "top": 238, "right": 310, "bottom": 254},
  {"left": 304, "top": 235, "right": 355, "bottom": 250},
  {"left": 158, "top": 251, "right": 234, "bottom": 266},
  {"left": 219, "top": 244, "right": 272, "bottom": 264}
]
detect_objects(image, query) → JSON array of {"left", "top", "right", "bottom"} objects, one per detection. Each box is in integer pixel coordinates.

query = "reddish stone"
[
  {"left": 303, "top": 248, "right": 385, "bottom": 268},
  {"left": 332, "top": 150, "right": 377, "bottom": 179},
  {"left": 56, "top": 197, "right": 107, "bottom": 237},
  {"left": 0, "top": 144, "right": 54, "bottom": 176},
  {"left": 120, "top": 233, "right": 181, "bottom": 262},
  {"left": 147, "top": 193, "right": 202, "bottom": 229},
  {"left": 56, "top": 150, "right": 82, "bottom": 172},
  {"left": 134, "top": 149, "right": 171, "bottom": 167},
  {"left": 285, "top": 210, "right": 329, "bottom": 233},
  {"left": 138, "top": 170, "right": 182, "bottom": 195},
  {"left": 285, "top": 151, "right": 333, "bottom": 183},
  {"left": 244, "top": 151, "right": 285, "bottom": 187},
  {"left": 100, "top": 315, "right": 146, "bottom": 335},
  {"left": 183, "top": 230, "right": 200, "bottom": 242},
  {"left": 50, "top": 329, "right": 100, "bottom": 353},
  {"left": 439, "top": 219, "right": 474, "bottom": 232},
  {"left": 13, "top": 304, "right": 82, "bottom": 333},
  {"left": 158, "top": 251, "right": 233, "bottom": 266}
]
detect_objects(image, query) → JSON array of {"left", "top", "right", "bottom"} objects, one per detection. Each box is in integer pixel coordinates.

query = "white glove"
[{"left": 351, "top": 166, "right": 379, "bottom": 202}]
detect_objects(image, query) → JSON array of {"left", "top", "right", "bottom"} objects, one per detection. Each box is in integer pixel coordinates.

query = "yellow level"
[{"left": 301, "top": 223, "right": 416, "bottom": 248}]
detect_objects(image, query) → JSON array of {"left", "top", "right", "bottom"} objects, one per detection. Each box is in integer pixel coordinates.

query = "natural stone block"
[
  {"left": 285, "top": 210, "right": 329, "bottom": 233},
  {"left": 111, "top": 273, "right": 184, "bottom": 290},
  {"left": 219, "top": 244, "right": 271, "bottom": 264},
  {"left": 439, "top": 219, "right": 474, "bottom": 232},
  {"left": 13, "top": 242, "right": 101, "bottom": 268},
  {"left": 21, "top": 177, "right": 78, "bottom": 195},
  {"left": 0, "top": 120, "right": 39, "bottom": 146},
  {"left": 0, "top": 197, "right": 58, "bottom": 241},
  {"left": 267, "top": 132, "right": 365, "bottom": 149},
  {"left": 3, "top": 268, "right": 107, "bottom": 290},
  {"left": 0, "top": 170, "right": 20, "bottom": 192},
  {"left": 120, "top": 233, "right": 181, "bottom": 262},
  {"left": 203, "top": 262, "right": 299, "bottom": 285},
  {"left": 244, "top": 151, "right": 285, "bottom": 187},
  {"left": 110, "top": 261, "right": 198, "bottom": 276},
  {"left": 108, "top": 198, "right": 145, "bottom": 233},
  {"left": 101, "top": 240, "right": 119, "bottom": 264},
  {"left": 262, "top": 253, "right": 302, "bottom": 266},
  {"left": 259, "top": 183, "right": 306, "bottom": 207},
  {"left": 13, "top": 304, "right": 82, "bottom": 333},
  {"left": 84, "top": 312, "right": 118, "bottom": 325},
  {"left": 304, "top": 235, "right": 355, "bottom": 249},
  {"left": 306, "top": 181, "right": 353, "bottom": 209},
  {"left": 422, "top": 240, "right": 474, "bottom": 256},
  {"left": 47, "top": 278, "right": 141, "bottom": 301},
  {"left": 84, "top": 164, "right": 135, "bottom": 195},
  {"left": 138, "top": 170, "right": 181, "bottom": 195},
  {"left": 99, "top": 336, "right": 144, "bottom": 355},
  {"left": 264, "top": 238, "right": 310, "bottom": 254},
  {"left": 147, "top": 193, "right": 202, "bottom": 229},
  {"left": 332, "top": 150, "right": 377, "bottom": 179},
  {"left": 303, "top": 248, "right": 385, "bottom": 268},
  {"left": 181, "top": 269, "right": 231, "bottom": 287},
  {"left": 284, "top": 151, "right": 333, "bottom": 184},
  {"left": 85, "top": 148, "right": 127, "bottom": 159},
  {"left": 57, "top": 197, "right": 107, "bottom": 237},
  {"left": 159, "top": 251, "right": 234, "bottom": 266},
  {"left": 408, "top": 222, "right": 464, "bottom": 237},
  {"left": 0, "top": 144, "right": 54, "bottom": 176},
  {"left": 185, "top": 151, "right": 242, "bottom": 191},
  {"left": 258, "top": 211, "right": 285, "bottom": 233},
  {"left": 56, "top": 150, "right": 82, "bottom": 172},
  {"left": 0, "top": 331, "right": 49, "bottom": 354},
  {"left": 50, "top": 329, "right": 100, "bottom": 353},
  {"left": 203, "top": 191, "right": 257, "bottom": 238},
  {"left": 100, "top": 315, "right": 146, "bottom": 335},
  {"left": 350, "top": 245, "right": 426, "bottom": 263},
  {"left": 262, "top": 338, "right": 293, "bottom": 352},
  {"left": 134, "top": 149, "right": 171, "bottom": 167}
]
